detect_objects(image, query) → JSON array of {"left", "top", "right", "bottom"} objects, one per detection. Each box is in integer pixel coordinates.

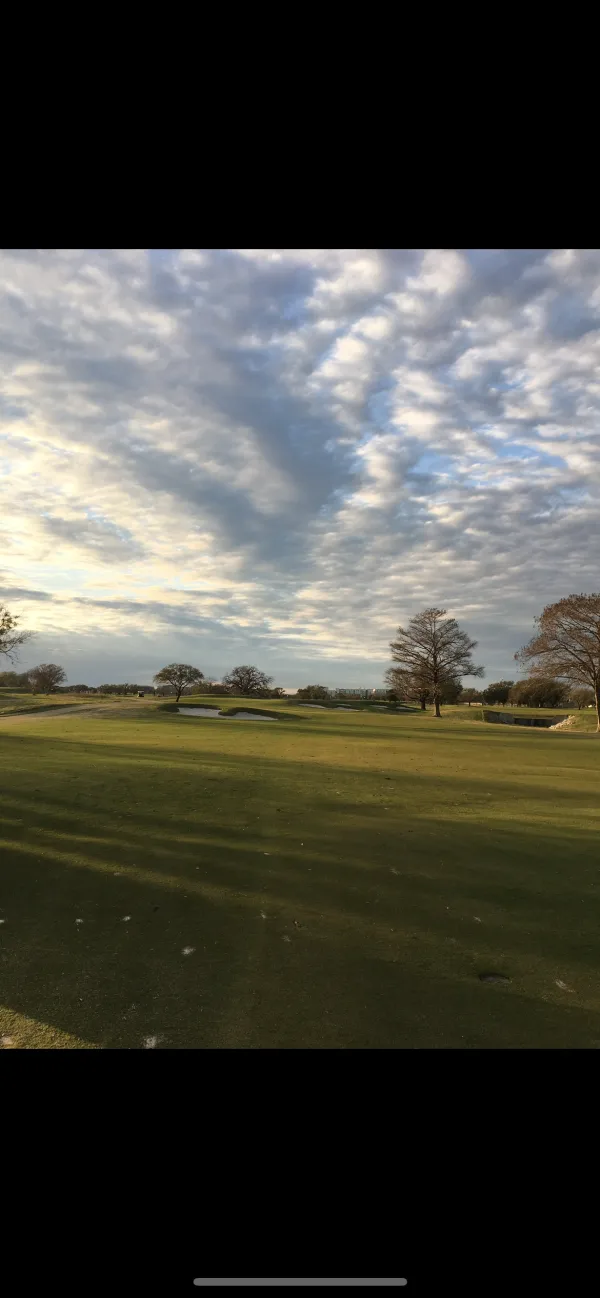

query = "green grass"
[
  {"left": 1, "top": 696, "right": 599, "bottom": 1048},
  {"left": 438, "top": 703, "right": 597, "bottom": 732},
  {"left": 0, "top": 690, "right": 95, "bottom": 717},
  {"left": 0, "top": 689, "right": 129, "bottom": 718}
]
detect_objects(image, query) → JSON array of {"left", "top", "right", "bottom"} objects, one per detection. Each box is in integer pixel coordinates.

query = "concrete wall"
[{"left": 484, "top": 709, "right": 555, "bottom": 728}]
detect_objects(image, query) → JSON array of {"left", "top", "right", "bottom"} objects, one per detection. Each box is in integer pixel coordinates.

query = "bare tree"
[
  {"left": 28, "top": 663, "right": 66, "bottom": 694},
  {"left": 390, "top": 607, "right": 484, "bottom": 718},
  {"left": 515, "top": 593, "right": 600, "bottom": 731},
  {"left": 222, "top": 665, "right": 273, "bottom": 696},
  {"left": 153, "top": 663, "right": 204, "bottom": 703},
  {"left": 0, "top": 604, "right": 34, "bottom": 661},
  {"left": 384, "top": 666, "right": 430, "bottom": 709}
]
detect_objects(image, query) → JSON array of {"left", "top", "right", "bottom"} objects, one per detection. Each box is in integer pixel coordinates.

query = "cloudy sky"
[{"left": 1, "top": 248, "right": 599, "bottom": 688}]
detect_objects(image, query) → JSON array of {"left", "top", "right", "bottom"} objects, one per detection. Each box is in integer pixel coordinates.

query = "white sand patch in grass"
[
  {"left": 178, "top": 707, "right": 224, "bottom": 717},
  {"left": 298, "top": 703, "right": 326, "bottom": 708},
  {"left": 182, "top": 946, "right": 196, "bottom": 955},
  {"left": 229, "top": 711, "right": 277, "bottom": 721},
  {"left": 143, "top": 1035, "right": 162, "bottom": 1049}
]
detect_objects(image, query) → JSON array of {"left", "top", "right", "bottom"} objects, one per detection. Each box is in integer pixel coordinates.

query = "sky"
[{"left": 1, "top": 247, "right": 599, "bottom": 689}]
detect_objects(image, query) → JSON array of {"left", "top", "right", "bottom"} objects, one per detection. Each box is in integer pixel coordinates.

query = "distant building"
[{"left": 292, "top": 686, "right": 391, "bottom": 698}]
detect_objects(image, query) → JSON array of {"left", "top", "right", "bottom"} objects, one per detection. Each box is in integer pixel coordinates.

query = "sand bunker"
[
  {"left": 335, "top": 706, "right": 354, "bottom": 710},
  {"left": 298, "top": 703, "right": 326, "bottom": 709},
  {"left": 178, "top": 707, "right": 277, "bottom": 722},
  {"left": 178, "top": 707, "right": 222, "bottom": 717},
  {"left": 230, "top": 711, "right": 276, "bottom": 721}
]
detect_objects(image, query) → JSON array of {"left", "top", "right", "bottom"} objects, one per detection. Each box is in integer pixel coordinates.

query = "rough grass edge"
[{"left": 0, "top": 701, "right": 85, "bottom": 719}]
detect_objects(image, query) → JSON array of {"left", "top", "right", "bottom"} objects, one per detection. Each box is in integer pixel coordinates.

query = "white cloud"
[{"left": 1, "top": 248, "right": 599, "bottom": 685}]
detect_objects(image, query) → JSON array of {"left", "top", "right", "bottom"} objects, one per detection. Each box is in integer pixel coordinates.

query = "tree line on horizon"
[
  {"left": 1, "top": 593, "right": 600, "bottom": 729},
  {"left": 0, "top": 660, "right": 285, "bottom": 704}
]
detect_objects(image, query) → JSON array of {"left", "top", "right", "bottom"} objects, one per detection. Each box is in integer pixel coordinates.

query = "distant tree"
[
  {"left": 389, "top": 608, "right": 484, "bottom": 717},
  {"left": 28, "top": 663, "right": 66, "bottom": 694},
  {"left": 459, "top": 687, "right": 483, "bottom": 707},
  {"left": 0, "top": 669, "right": 33, "bottom": 690},
  {"left": 439, "top": 676, "right": 462, "bottom": 704},
  {"left": 0, "top": 670, "right": 20, "bottom": 686},
  {"left": 568, "top": 686, "right": 595, "bottom": 710},
  {"left": 531, "top": 679, "right": 568, "bottom": 708},
  {"left": 507, "top": 680, "right": 528, "bottom": 707},
  {"left": 1, "top": 604, "right": 34, "bottom": 662},
  {"left": 97, "top": 683, "right": 144, "bottom": 695},
  {"left": 482, "top": 680, "right": 514, "bottom": 706},
  {"left": 516, "top": 593, "right": 600, "bottom": 731},
  {"left": 508, "top": 678, "right": 568, "bottom": 708},
  {"left": 153, "top": 663, "right": 204, "bottom": 703},
  {"left": 222, "top": 665, "right": 273, "bottom": 697},
  {"left": 296, "top": 685, "right": 330, "bottom": 700}
]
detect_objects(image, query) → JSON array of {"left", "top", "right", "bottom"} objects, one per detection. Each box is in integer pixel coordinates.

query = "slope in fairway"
[{"left": 1, "top": 699, "right": 599, "bottom": 1048}]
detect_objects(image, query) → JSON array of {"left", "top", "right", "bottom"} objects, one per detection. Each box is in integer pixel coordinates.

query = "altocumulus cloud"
[{"left": 1, "top": 247, "right": 599, "bottom": 685}]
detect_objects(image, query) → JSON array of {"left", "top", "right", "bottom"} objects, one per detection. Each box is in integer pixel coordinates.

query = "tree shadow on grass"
[{"left": 1, "top": 731, "right": 600, "bottom": 1047}]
